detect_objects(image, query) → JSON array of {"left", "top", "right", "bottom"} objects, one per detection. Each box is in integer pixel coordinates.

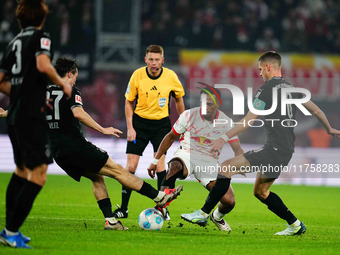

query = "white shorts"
[{"left": 172, "top": 148, "right": 219, "bottom": 187}]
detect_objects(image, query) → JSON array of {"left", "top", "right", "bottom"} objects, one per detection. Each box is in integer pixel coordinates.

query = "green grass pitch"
[{"left": 0, "top": 173, "right": 340, "bottom": 255}]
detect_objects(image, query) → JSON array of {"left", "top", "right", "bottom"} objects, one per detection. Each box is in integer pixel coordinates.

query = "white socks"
[
  {"left": 213, "top": 209, "right": 225, "bottom": 221},
  {"left": 291, "top": 219, "right": 301, "bottom": 227},
  {"left": 153, "top": 191, "right": 166, "bottom": 202},
  {"left": 4, "top": 228, "right": 18, "bottom": 236}
]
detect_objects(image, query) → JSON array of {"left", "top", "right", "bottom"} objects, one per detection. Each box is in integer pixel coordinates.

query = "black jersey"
[
  {"left": 0, "top": 27, "right": 53, "bottom": 125},
  {"left": 46, "top": 85, "right": 85, "bottom": 157},
  {"left": 253, "top": 77, "right": 302, "bottom": 153}
]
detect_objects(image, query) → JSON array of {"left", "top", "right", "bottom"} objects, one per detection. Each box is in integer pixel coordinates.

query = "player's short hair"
[
  {"left": 16, "top": 0, "right": 49, "bottom": 29},
  {"left": 200, "top": 86, "right": 221, "bottom": 101},
  {"left": 258, "top": 51, "right": 282, "bottom": 67},
  {"left": 145, "top": 45, "right": 164, "bottom": 56},
  {"left": 55, "top": 57, "right": 78, "bottom": 77}
]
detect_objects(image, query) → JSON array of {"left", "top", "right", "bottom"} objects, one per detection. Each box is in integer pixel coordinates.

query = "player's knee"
[{"left": 168, "top": 161, "right": 183, "bottom": 177}]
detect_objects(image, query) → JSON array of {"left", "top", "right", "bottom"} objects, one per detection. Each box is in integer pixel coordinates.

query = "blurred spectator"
[
  {"left": 281, "top": 9, "right": 306, "bottom": 52},
  {"left": 255, "top": 27, "right": 281, "bottom": 52},
  {"left": 0, "top": 21, "right": 14, "bottom": 45}
]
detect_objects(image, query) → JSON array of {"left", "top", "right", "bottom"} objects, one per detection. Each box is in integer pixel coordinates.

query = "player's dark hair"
[
  {"left": 16, "top": 0, "right": 49, "bottom": 29},
  {"left": 55, "top": 57, "right": 78, "bottom": 77},
  {"left": 146, "top": 45, "right": 164, "bottom": 56},
  {"left": 258, "top": 51, "right": 282, "bottom": 67},
  {"left": 200, "top": 86, "right": 221, "bottom": 100}
]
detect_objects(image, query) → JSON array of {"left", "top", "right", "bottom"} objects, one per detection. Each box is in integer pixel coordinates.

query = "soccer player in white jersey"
[{"left": 148, "top": 87, "right": 244, "bottom": 230}]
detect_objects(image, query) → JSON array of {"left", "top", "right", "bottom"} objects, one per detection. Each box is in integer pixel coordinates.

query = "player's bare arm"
[
  {"left": 174, "top": 97, "right": 185, "bottom": 115},
  {"left": 36, "top": 54, "right": 72, "bottom": 98},
  {"left": 0, "top": 107, "right": 8, "bottom": 117},
  {"left": 0, "top": 73, "right": 10, "bottom": 96},
  {"left": 211, "top": 111, "right": 258, "bottom": 152},
  {"left": 147, "top": 130, "right": 180, "bottom": 178},
  {"left": 229, "top": 141, "right": 244, "bottom": 156},
  {"left": 303, "top": 100, "right": 340, "bottom": 137},
  {"left": 125, "top": 98, "right": 136, "bottom": 141},
  {"left": 72, "top": 107, "right": 122, "bottom": 137}
]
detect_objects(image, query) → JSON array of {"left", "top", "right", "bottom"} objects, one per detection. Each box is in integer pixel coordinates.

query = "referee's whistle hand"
[{"left": 127, "top": 128, "right": 136, "bottom": 142}]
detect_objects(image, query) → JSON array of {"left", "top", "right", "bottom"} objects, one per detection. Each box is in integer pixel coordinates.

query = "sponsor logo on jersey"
[
  {"left": 40, "top": 38, "right": 51, "bottom": 50},
  {"left": 75, "top": 95, "right": 82, "bottom": 104},
  {"left": 126, "top": 83, "right": 130, "bottom": 95},
  {"left": 192, "top": 136, "right": 212, "bottom": 146},
  {"left": 159, "top": 98, "right": 166, "bottom": 107}
]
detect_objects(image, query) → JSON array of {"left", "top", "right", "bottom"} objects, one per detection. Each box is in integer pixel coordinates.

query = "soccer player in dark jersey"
[
  {"left": 47, "top": 57, "right": 183, "bottom": 231},
  {"left": 0, "top": 0, "right": 71, "bottom": 249},
  {"left": 181, "top": 51, "right": 340, "bottom": 235},
  {"left": 114, "top": 45, "right": 185, "bottom": 220}
]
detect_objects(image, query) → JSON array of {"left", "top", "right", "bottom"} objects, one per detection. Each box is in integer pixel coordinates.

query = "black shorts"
[
  {"left": 54, "top": 141, "right": 109, "bottom": 182},
  {"left": 126, "top": 114, "right": 171, "bottom": 156},
  {"left": 8, "top": 119, "right": 53, "bottom": 170},
  {"left": 244, "top": 146, "right": 293, "bottom": 179}
]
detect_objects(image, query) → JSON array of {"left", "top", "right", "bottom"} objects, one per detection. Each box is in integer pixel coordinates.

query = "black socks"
[
  {"left": 262, "top": 192, "right": 297, "bottom": 225},
  {"left": 137, "top": 181, "right": 159, "bottom": 200},
  {"left": 156, "top": 170, "right": 166, "bottom": 190},
  {"left": 6, "top": 173, "right": 27, "bottom": 229},
  {"left": 201, "top": 175, "right": 231, "bottom": 214},
  {"left": 7, "top": 181, "right": 42, "bottom": 232},
  {"left": 97, "top": 198, "right": 114, "bottom": 218}
]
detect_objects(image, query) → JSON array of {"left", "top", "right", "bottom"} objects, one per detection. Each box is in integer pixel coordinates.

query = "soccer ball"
[{"left": 138, "top": 208, "right": 164, "bottom": 230}]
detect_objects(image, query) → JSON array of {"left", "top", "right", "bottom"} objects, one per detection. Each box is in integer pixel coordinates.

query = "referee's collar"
[{"left": 146, "top": 67, "right": 163, "bottom": 80}]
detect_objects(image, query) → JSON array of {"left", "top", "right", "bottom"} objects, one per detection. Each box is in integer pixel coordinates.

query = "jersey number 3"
[{"left": 12, "top": 40, "right": 22, "bottom": 75}]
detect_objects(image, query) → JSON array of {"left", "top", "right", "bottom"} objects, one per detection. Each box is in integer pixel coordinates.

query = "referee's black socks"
[
  {"left": 156, "top": 170, "right": 166, "bottom": 190},
  {"left": 201, "top": 175, "right": 231, "bottom": 214},
  {"left": 262, "top": 192, "right": 297, "bottom": 225},
  {"left": 121, "top": 172, "right": 135, "bottom": 211}
]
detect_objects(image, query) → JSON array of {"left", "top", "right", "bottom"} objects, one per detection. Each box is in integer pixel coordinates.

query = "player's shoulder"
[
  {"left": 133, "top": 66, "right": 147, "bottom": 75},
  {"left": 73, "top": 86, "right": 81, "bottom": 93},
  {"left": 34, "top": 29, "right": 51, "bottom": 38},
  {"left": 217, "top": 110, "right": 232, "bottom": 120},
  {"left": 162, "top": 67, "right": 177, "bottom": 77}
]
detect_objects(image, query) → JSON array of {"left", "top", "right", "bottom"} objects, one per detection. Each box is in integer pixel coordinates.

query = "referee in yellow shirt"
[{"left": 113, "top": 45, "right": 185, "bottom": 220}]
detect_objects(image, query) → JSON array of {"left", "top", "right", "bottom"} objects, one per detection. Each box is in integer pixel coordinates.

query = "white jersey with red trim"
[{"left": 172, "top": 107, "right": 238, "bottom": 160}]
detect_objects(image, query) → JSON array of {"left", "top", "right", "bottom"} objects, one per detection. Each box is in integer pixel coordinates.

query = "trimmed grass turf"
[{"left": 0, "top": 173, "right": 340, "bottom": 254}]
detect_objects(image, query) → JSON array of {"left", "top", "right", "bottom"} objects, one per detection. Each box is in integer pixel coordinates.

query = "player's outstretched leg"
[
  {"left": 99, "top": 158, "right": 183, "bottom": 208},
  {"left": 156, "top": 158, "right": 186, "bottom": 220},
  {"left": 254, "top": 173, "right": 306, "bottom": 236},
  {"left": 84, "top": 172, "right": 128, "bottom": 230},
  {"left": 207, "top": 182, "right": 235, "bottom": 231}
]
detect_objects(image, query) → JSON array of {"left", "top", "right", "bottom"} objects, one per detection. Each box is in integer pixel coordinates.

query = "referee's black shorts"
[
  {"left": 126, "top": 113, "right": 171, "bottom": 156},
  {"left": 54, "top": 141, "right": 109, "bottom": 182},
  {"left": 244, "top": 145, "right": 293, "bottom": 179},
  {"left": 8, "top": 118, "right": 53, "bottom": 170}
]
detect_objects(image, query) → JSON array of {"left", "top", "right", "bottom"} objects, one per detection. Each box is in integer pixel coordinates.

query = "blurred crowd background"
[
  {"left": 1, "top": 0, "right": 340, "bottom": 54},
  {"left": 0, "top": 0, "right": 339, "bottom": 149}
]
